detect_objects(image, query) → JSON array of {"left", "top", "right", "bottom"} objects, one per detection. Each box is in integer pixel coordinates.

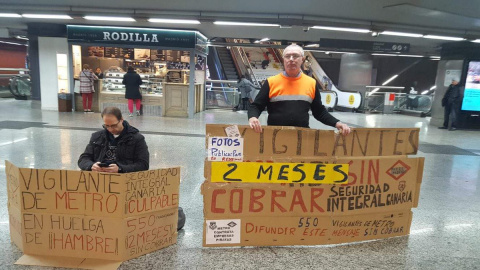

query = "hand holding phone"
[{"left": 98, "top": 162, "right": 110, "bottom": 167}]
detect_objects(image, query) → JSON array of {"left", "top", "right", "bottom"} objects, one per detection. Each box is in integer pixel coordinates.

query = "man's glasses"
[
  {"left": 103, "top": 121, "right": 121, "bottom": 129},
  {"left": 284, "top": 54, "right": 302, "bottom": 60}
]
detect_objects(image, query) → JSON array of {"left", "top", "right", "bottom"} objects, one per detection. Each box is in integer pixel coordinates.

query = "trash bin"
[{"left": 58, "top": 93, "right": 72, "bottom": 112}]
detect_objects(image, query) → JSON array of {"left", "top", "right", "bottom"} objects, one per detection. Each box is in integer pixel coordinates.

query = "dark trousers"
[
  {"left": 241, "top": 98, "right": 250, "bottom": 110},
  {"left": 443, "top": 103, "right": 457, "bottom": 128}
]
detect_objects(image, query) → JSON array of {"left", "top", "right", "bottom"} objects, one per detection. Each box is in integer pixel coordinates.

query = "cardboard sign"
[
  {"left": 207, "top": 137, "right": 244, "bottom": 162},
  {"left": 210, "top": 162, "right": 349, "bottom": 184},
  {"left": 6, "top": 162, "right": 179, "bottom": 217},
  {"left": 203, "top": 210, "right": 412, "bottom": 247},
  {"left": 202, "top": 125, "right": 424, "bottom": 247},
  {"left": 203, "top": 156, "right": 423, "bottom": 217},
  {"left": 6, "top": 161, "right": 180, "bottom": 267},
  {"left": 205, "top": 125, "right": 419, "bottom": 158}
]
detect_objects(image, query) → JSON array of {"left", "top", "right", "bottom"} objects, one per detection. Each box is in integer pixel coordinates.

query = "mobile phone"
[{"left": 98, "top": 162, "right": 110, "bottom": 167}]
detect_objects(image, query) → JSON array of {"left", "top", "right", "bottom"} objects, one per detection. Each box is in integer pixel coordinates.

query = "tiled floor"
[{"left": 0, "top": 99, "right": 479, "bottom": 269}]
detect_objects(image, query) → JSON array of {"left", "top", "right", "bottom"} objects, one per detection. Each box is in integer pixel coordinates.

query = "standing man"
[
  {"left": 78, "top": 106, "right": 186, "bottom": 230},
  {"left": 440, "top": 79, "right": 461, "bottom": 130},
  {"left": 248, "top": 44, "right": 351, "bottom": 135}
]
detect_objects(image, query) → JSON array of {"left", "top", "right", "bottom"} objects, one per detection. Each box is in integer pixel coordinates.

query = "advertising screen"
[{"left": 462, "top": 61, "right": 480, "bottom": 111}]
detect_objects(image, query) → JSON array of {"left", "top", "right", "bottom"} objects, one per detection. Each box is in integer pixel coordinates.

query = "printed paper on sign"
[
  {"left": 206, "top": 219, "right": 241, "bottom": 245},
  {"left": 225, "top": 125, "right": 241, "bottom": 138},
  {"left": 207, "top": 137, "right": 244, "bottom": 162}
]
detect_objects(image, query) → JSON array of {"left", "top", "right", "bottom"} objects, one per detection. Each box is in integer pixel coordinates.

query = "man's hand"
[
  {"left": 335, "top": 122, "right": 351, "bottom": 136},
  {"left": 102, "top": 164, "right": 120, "bottom": 173},
  {"left": 249, "top": 117, "right": 263, "bottom": 133},
  {"left": 91, "top": 162, "right": 119, "bottom": 173},
  {"left": 91, "top": 162, "right": 103, "bottom": 172}
]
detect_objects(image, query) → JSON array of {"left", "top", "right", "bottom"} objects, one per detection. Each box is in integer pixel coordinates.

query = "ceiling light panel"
[
  {"left": 148, "top": 18, "right": 200, "bottom": 24},
  {"left": 214, "top": 21, "right": 279, "bottom": 27},
  {"left": 372, "top": 53, "right": 398, "bottom": 56},
  {"left": 0, "top": 13, "right": 21, "bottom": 18},
  {"left": 22, "top": 14, "right": 73, "bottom": 19},
  {"left": 398, "top": 54, "right": 424, "bottom": 57},
  {"left": 424, "top": 35, "right": 465, "bottom": 41},
  {"left": 380, "top": 31, "right": 423, "bottom": 38},
  {"left": 84, "top": 16, "right": 135, "bottom": 22},
  {"left": 311, "top": 26, "right": 370, "bottom": 33}
]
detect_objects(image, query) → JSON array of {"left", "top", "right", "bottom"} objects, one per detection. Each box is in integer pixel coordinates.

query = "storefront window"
[{"left": 75, "top": 46, "right": 193, "bottom": 95}]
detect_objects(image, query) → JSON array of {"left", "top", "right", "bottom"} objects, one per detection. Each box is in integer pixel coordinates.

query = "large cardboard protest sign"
[
  {"left": 203, "top": 156, "right": 423, "bottom": 217},
  {"left": 6, "top": 161, "right": 180, "bottom": 268},
  {"left": 202, "top": 124, "right": 424, "bottom": 247},
  {"left": 205, "top": 124, "right": 419, "bottom": 158},
  {"left": 204, "top": 210, "right": 412, "bottom": 246}
]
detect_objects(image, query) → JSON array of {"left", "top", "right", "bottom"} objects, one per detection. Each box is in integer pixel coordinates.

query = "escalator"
[
  {"left": 206, "top": 44, "right": 239, "bottom": 109},
  {"left": 0, "top": 68, "right": 31, "bottom": 100},
  {"left": 306, "top": 51, "right": 362, "bottom": 111}
]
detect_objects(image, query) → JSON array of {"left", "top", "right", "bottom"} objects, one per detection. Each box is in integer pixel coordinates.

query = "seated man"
[
  {"left": 78, "top": 106, "right": 149, "bottom": 173},
  {"left": 78, "top": 106, "right": 185, "bottom": 230}
]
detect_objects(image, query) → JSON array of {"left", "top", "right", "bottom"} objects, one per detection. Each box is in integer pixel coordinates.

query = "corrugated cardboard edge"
[
  {"left": 15, "top": 254, "right": 122, "bottom": 270},
  {"left": 413, "top": 157, "right": 425, "bottom": 208}
]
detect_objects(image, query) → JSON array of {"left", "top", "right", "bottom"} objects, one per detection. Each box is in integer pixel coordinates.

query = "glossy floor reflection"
[{"left": 0, "top": 99, "right": 479, "bottom": 270}]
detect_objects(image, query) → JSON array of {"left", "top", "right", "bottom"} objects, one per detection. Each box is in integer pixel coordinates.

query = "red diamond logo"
[{"left": 386, "top": 160, "right": 411, "bottom": 180}]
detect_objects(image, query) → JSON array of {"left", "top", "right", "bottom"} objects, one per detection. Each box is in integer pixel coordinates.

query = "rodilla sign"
[{"left": 67, "top": 25, "right": 207, "bottom": 49}]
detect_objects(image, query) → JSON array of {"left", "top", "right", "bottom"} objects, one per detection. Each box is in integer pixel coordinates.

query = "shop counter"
[{"left": 98, "top": 91, "right": 165, "bottom": 116}]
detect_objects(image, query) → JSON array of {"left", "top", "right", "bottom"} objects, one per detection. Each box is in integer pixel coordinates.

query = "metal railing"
[
  {"left": 363, "top": 86, "right": 433, "bottom": 115},
  {"left": 205, "top": 79, "right": 239, "bottom": 109},
  {"left": 396, "top": 93, "right": 434, "bottom": 114},
  {"left": 364, "top": 86, "right": 404, "bottom": 113}
]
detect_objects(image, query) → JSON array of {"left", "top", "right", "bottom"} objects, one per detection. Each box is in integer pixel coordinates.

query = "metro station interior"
[{"left": 1, "top": 1, "right": 480, "bottom": 269}]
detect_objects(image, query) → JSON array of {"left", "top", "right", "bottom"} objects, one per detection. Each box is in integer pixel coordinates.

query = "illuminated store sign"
[{"left": 67, "top": 25, "right": 206, "bottom": 51}]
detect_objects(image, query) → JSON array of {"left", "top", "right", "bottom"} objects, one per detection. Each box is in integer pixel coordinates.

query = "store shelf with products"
[{"left": 102, "top": 67, "right": 167, "bottom": 96}]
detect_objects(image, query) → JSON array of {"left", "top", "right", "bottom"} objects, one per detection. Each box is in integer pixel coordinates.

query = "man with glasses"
[
  {"left": 78, "top": 106, "right": 149, "bottom": 173},
  {"left": 78, "top": 106, "right": 186, "bottom": 231},
  {"left": 248, "top": 44, "right": 351, "bottom": 135}
]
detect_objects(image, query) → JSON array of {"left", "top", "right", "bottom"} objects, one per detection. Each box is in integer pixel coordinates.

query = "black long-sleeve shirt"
[{"left": 248, "top": 73, "right": 339, "bottom": 128}]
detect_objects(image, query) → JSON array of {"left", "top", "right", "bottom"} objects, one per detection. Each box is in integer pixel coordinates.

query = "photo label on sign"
[
  {"left": 211, "top": 162, "right": 349, "bottom": 184},
  {"left": 208, "top": 137, "right": 244, "bottom": 162},
  {"left": 224, "top": 125, "right": 241, "bottom": 138},
  {"left": 206, "top": 219, "right": 241, "bottom": 244}
]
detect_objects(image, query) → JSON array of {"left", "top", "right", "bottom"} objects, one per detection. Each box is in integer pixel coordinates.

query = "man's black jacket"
[{"left": 78, "top": 121, "right": 149, "bottom": 173}]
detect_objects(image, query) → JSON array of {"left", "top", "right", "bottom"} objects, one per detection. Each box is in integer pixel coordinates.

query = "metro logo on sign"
[{"left": 386, "top": 160, "right": 411, "bottom": 180}]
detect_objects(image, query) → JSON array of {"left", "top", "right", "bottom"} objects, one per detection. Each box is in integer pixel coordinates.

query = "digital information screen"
[{"left": 463, "top": 61, "right": 480, "bottom": 111}]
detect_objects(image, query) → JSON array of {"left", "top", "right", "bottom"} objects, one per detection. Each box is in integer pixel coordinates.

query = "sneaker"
[
  {"left": 88, "top": 110, "right": 94, "bottom": 113},
  {"left": 129, "top": 113, "right": 133, "bottom": 117},
  {"left": 136, "top": 111, "right": 141, "bottom": 116}
]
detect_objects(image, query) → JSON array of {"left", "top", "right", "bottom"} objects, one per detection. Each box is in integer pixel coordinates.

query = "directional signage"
[{"left": 319, "top": 38, "right": 410, "bottom": 53}]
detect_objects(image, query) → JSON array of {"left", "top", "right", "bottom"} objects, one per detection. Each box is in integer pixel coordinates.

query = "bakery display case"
[{"left": 102, "top": 66, "right": 166, "bottom": 95}]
